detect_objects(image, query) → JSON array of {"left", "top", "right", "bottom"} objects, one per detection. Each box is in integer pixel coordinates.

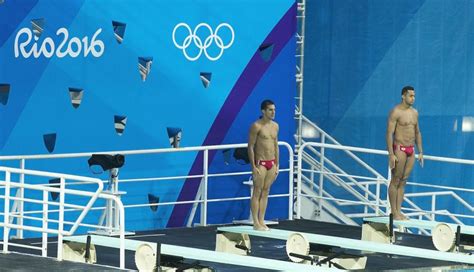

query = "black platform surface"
[
  {"left": 3, "top": 219, "right": 474, "bottom": 271},
  {"left": 0, "top": 251, "right": 124, "bottom": 271}
]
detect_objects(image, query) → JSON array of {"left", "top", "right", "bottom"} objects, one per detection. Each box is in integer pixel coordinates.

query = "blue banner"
[{"left": 0, "top": 0, "right": 296, "bottom": 231}]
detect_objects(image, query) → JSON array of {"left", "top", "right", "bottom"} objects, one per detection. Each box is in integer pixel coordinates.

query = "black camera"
[{"left": 88, "top": 154, "right": 125, "bottom": 173}]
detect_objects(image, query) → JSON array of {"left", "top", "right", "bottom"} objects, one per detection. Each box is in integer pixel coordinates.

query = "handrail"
[
  {"left": 0, "top": 142, "right": 288, "bottom": 161},
  {"left": 0, "top": 167, "right": 103, "bottom": 235},
  {"left": 301, "top": 115, "right": 386, "bottom": 179},
  {"left": 0, "top": 167, "right": 101, "bottom": 183},
  {"left": 0, "top": 142, "right": 293, "bottom": 269},
  {"left": 299, "top": 142, "right": 474, "bottom": 165},
  {"left": 0, "top": 166, "right": 126, "bottom": 268},
  {"left": 297, "top": 142, "right": 474, "bottom": 224},
  {"left": 301, "top": 146, "right": 381, "bottom": 203},
  {"left": 0, "top": 142, "right": 294, "bottom": 226}
]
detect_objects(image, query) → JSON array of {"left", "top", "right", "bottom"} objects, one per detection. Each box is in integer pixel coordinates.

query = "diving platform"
[
  {"left": 363, "top": 216, "right": 474, "bottom": 235},
  {"left": 362, "top": 216, "right": 474, "bottom": 252},
  {"left": 62, "top": 234, "right": 338, "bottom": 271},
  {"left": 217, "top": 225, "right": 474, "bottom": 265}
]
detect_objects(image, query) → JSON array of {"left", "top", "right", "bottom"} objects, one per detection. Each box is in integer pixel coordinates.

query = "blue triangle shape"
[
  {"left": 258, "top": 43, "right": 274, "bottom": 62},
  {"left": 112, "top": 21, "right": 126, "bottom": 44},
  {"left": 200, "top": 72, "right": 212, "bottom": 88},
  {"left": 148, "top": 194, "right": 160, "bottom": 212},
  {"left": 138, "top": 57, "right": 153, "bottom": 81},
  {"left": 43, "top": 133, "right": 56, "bottom": 153},
  {"left": 166, "top": 127, "right": 182, "bottom": 148},
  {"left": 114, "top": 115, "right": 127, "bottom": 136},
  {"left": 31, "top": 18, "right": 45, "bottom": 38},
  {"left": 68, "top": 87, "right": 83, "bottom": 109},
  {"left": 0, "top": 84, "right": 10, "bottom": 105},
  {"left": 222, "top": 149, "right": 231, "bottom": 165},
  {"left": 48, "top": 178, "right": 60, "bottom": 201}
]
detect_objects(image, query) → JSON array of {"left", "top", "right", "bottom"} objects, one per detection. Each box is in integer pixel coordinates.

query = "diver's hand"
[{"left": 389, "top": 154, "right": 398, "bottom": 169}]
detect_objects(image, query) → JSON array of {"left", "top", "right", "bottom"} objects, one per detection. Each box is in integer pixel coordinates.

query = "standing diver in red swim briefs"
[
  {"left": 386, "top": 86, "right": 424, "bottom": 220},
  {"left": 248, "top": 99, "right": 279, "bottom": 231}
]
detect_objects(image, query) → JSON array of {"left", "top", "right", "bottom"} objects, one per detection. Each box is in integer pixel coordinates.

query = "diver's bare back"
[
  {"left": 254, "top": 120, "right": 278, "bottom": 161},
  {"left": 393, "top": 105, "right": 418, "bottom": 146}
]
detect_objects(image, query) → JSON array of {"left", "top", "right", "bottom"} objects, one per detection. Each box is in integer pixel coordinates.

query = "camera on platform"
[{"left": 87, "top": 154, "right": 125, "bottom": 173}]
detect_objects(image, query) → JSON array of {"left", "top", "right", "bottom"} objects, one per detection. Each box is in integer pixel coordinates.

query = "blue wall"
[
  {"left": 0, "top": 0, "right": 296, "bottom": 234},
  {"left": 304, "top": 0, "right": 474, "bottom": 222}
]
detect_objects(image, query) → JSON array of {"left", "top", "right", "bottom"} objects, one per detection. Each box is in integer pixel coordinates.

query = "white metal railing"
[
  {"left": 297, "top": 116, "right": 472, "bottom": 225},
  {"left": 0, "top": 166, "right": 127, "bottom": 268},
  {"left": 0, "top": 142, "right": 294, "bottom": 229},
  {"left": 296, "top": 142, "right": 474, "bottom": 226},
  {"left": 296, "top": 116, "right": 388, "bottom": 222},
  {"left": 0, "top": 142, "right": 293, "bottom": 269}
]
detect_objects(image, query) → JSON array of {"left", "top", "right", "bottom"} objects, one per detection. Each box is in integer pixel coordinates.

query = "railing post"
[
  {"left": 42, "top": 190, "right": 48, "bottom": 257},
  {"left": 364, "top": 183, "right": 369, "bottom": 215},
  {"left": 116, "top": 198, "right": 125, "bottom": 269},
  {"left": 287, "top": 143, "right": 294, "bottom": 220},
  {"left": 386, "top": 166, "right": 391, "bottom": 214},
  {"left": 431, "top": 195, "right": 436, "bottom": 221},
  {"left": 318, "top": 135, "right": 326, "bottom": 216},
  {"left": 18, "top": 159, "right": 25, "bottom": 239},
  {"left": 375, "top": 177, "right": 381, "bottom": 215},
  {"left": 296, "top": 145, "right": 303, "bottom": 219},
  {"left": 3, "top": 171, "right": 11, "bottom": 253},
  {"left": 418, "top": 214, "right": 423, "bottom": 234},
  {"left": 57, "top": 177, "right": 65, "bottom": 261},
  {"left": 201, "top": 150, "right": 208, "bottom": 226}
]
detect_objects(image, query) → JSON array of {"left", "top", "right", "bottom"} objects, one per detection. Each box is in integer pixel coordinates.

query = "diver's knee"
[
  {"left": 400, "top": 177, "right": 408, "bottom": 184},
  {"left": 390, "top": 176, "right": 402, "bottom": 187}
]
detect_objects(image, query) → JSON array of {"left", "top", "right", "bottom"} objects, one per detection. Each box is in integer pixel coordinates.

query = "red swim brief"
[
  {"left": 256, "top": 159, "right": 276, "bottom": 170},
  {"left": 393, "top": 144, "right": 414, "bottom": 156}
]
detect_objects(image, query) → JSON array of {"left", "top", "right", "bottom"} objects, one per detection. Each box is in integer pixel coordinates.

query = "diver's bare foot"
[
  {"left": 253, "top": 222, "right": 265, "bottom": 230},
  {"left": 253, "top": 224, "right": 266, "bottom": 231},
  {"left": 392, "top": 213, "right": 404, "bottom": 220},
  {"left": 261, "top": 223, "right": 270, "bottom": 231},
  {"left": 400, "top": 213, "right": 409, "bottom": 220}
]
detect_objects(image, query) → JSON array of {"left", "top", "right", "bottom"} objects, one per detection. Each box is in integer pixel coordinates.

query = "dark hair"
[
  {"left": 260, "top": 99, "right": 275, "bottom": 110},
  {"left": 401, "top": 86, "right": 414, "bottom": 96}
]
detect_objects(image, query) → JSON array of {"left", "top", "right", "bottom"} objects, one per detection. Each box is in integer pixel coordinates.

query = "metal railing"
[
  {"left": 0, "top": 166, "right": 127, "bottom": 268},
  {"left": 296, "top": 142, "right": 474, "bottom": 226},
  {"left": 0, "top": 142, "right": 294, "bottom": 229},
  {"left": 0, "top": 142, "right": 294, "bottom": 269},
  {"left": 3, "top": 132, "right": 474, "bottom": 269}
]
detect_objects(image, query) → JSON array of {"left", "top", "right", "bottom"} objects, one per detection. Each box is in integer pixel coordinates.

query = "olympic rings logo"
[{"left": 172, "top": 23, "right": 234, "bottom": 61}]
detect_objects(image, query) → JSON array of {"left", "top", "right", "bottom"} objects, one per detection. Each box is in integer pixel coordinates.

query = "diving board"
[
  {"left": 362, "top": 216, "right": 474, "bottom": 252},
  {"left": 63, "top": 235, "right": 338, "bottom": 271},
  {"left": 363, "top": 216, "right": 474, "bottom": 235},
  {"left": 217, "top": 225, "right": 474, "bottom": 265}
]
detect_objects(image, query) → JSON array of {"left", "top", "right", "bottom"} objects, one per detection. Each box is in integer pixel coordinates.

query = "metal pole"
[
  {"left": 118, "top": 199, "right": 125, "bottom": 269},
  {"left": 386, "top": 166, "right": 391, "bottom": 214},
  {"left": 287, "top": 144, "right": 294, "bottom": 220},
  {"left": 376, "top": 177, "right": 381, "bottom": 215},
  {"left": 296, "top": 0, "right": 307, "bottom": 148},
  {"left": 318, "top": 135, "right": 326, "bottom": 215},
  {"left": 296, "top": 145, "right": 304, "bottom": 218},
  {"left": 3, "top": 171, "right": 11, "bottom": 253},
  {"left": 18, "top": 159, "right": 25, "bottom": 239},
  {"left": 42, "top": 190, "right": 48, "bottom": 257},
  {"left": 56, "top": 177, "right": 65, "bottom": 261},
  {"left": 202, "top": 150, "right": 208, "bottom": 226}
]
